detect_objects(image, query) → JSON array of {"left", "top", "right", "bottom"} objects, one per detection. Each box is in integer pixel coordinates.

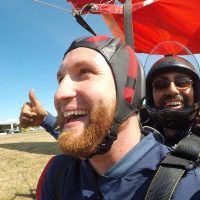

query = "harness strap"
[
  {"left": 123, "top": 0, "right": 134, "bottom": 49},
  {"left": 74, "top": 13, "right": 96, "bottom": 36},
  {"left": 145, "top": 133, "right": 200, "bottom": 200},
  {"left": 145, "top": 166, "right": 184, "bottom": 200}
]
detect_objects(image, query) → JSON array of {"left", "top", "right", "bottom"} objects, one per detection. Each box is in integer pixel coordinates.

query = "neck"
[{"left": 89, "top": 114, "right": 141, "bottom": 174}]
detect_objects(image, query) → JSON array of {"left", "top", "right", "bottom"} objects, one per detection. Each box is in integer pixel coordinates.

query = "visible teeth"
[
  {"left": 64, "top": 110, "right": 88, "bottom": 118},
  {"left": 74, "top": 111, "right": 78, "bottom": 115},
  {"left": 165, "top": 101, "right": 182, "bottom": 106}
]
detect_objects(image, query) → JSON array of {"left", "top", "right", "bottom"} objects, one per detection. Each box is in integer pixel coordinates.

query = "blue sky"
[
  {"left": 0, "top": 0, "right": 113, "bottom": 122},
  {"left": 0, "top": 0, "right": 199, "bottom": 122}
]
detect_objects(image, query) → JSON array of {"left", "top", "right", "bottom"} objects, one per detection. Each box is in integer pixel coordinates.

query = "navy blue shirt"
[{"left": 39, "top": 134, "right": 200, "bottom": 200}]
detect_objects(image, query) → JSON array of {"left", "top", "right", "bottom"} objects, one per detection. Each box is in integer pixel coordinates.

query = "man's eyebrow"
[
  {"left": 154, "top": 75, "right": 168, "bottom": 80},
  {"left": 175, "top": 74, "right": 191, "bottom": 78}
]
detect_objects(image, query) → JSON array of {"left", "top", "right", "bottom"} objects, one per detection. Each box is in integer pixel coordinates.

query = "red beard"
[{"left": 58, "top": 104, "right": 116, "bottom": 159}]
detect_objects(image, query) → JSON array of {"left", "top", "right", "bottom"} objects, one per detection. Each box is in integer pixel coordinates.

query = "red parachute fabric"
[
  {"left": 67, "top": 0, "right": 200, "bottom": 54},
  {"left": 67, "top": 0, "right": 115, "bottom": 10}
]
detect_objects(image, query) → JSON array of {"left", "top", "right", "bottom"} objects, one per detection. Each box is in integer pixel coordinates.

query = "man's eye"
[
  {"left": 57, "top": 77, "right": 62, "bottom": 84},
  {"left": 80, "top": 68, "right": 92, "bottom": 75}
]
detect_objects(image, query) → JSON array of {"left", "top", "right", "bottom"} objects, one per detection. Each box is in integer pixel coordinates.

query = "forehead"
[
  {"left": 58, "top": 47, "right": 112, "bottom": 78},
  {"left": 154, "top": 71, "right": 192, "bottom": 80},
  {"left": 62, "top": 47, "right": 105, "bottom": 66},
  {"left": 61, "top": 47, "right": 110, "bottom": 68}
]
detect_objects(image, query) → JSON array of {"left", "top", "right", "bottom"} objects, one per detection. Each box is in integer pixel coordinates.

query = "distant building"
[{"left": 0, "top": 120, "right": 20, "bottom": 134}]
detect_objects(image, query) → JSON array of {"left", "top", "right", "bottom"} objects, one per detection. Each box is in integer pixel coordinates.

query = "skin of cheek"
[{"left": 152, "top": 88, "right": 163, "bottom": 107}]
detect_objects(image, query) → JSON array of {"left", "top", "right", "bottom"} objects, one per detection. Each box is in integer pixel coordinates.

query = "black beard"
[{"left": 58, "top": 103, "right": 116, "bottom": 159}]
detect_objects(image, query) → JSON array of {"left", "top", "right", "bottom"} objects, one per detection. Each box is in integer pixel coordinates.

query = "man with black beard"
[
  {"left": 142, "top": 55, "right": 200, "bottom": 146},
  {"left": 35, "top": 36, "right": 200, "bottom": 200}
]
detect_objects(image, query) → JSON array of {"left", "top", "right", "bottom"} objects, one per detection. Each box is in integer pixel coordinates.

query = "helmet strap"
[{"left": 90, "top": 98, "right": 138, "bottom": 157}]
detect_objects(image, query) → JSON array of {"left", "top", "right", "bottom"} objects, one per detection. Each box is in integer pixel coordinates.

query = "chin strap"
[
  {"left": 96, "top": 121, "right": 120, "bottom": 155},
  {"left": 91, "top": 101, "right": 138, "bottom": 157},
  {"left": 88, "top": 120, "right": 120, "bottom": 158},
  {"left": 147, "top": 103, "right": 200, "bottom": 129}
]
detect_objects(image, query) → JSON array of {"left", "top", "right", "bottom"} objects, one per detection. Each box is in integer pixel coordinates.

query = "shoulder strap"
[
  {"left": 53, "top": 156, "right": 74, "bottom": 200},
  {"left": 145, "top": 133, "right": 200, "bottom": 200}
]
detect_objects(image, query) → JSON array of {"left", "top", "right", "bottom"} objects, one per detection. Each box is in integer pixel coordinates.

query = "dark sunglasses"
[{"left": 152, "top": 77, "right": 193, "bottom": 90}]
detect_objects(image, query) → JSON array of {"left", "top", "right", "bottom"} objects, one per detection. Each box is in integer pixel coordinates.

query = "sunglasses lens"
[
  {"left": 175, "top": 78, "right": 193, "bottom": 88},
  {"left": 153, "top": 80, "right": 169, "bottom": 90},
  {"left": 153, "top": 78, "right": 193, "bottom": 90}
]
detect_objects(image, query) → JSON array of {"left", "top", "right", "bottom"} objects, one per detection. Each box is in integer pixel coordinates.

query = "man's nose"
[
  {"left": 54, "top": 76, "right": 76, "bottom": 101},
  {"left": 167, "top": 81, "right": 180, "bottom": 95}
]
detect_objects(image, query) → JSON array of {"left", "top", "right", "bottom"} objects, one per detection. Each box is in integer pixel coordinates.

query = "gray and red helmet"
[{"left": 64, "top": 35, "right": 145, "bottom": 154}]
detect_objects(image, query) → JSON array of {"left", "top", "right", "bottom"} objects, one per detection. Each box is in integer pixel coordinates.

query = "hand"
[{"left": 19, "top": 89, "right": 48, "bottom": 128}]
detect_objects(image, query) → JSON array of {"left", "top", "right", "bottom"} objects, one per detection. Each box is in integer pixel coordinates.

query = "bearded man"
[
  {"left": 143, "top": 55, "right": 200, "bottom": 146},
  {"left": 34, "top": 36, "right": 200, "bottom": 200}
]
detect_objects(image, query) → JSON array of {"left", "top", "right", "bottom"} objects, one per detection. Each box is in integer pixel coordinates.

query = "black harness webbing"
[
  {"left": 72, "top": 4, "right": 96, "bottom": 36},
  {"left": 74, "top": 13, "right": 96, "bottom": 36},
  {"left": 145, "top": 133, "right": 200, "bottom": 200}
]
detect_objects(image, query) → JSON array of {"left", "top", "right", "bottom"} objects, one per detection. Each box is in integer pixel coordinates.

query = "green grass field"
[{"left": 0, "top": 131, "right": 61, "bottom": 200}]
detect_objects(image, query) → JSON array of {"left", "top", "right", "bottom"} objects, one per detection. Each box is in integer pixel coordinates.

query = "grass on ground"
[{"left": 0, "top": 131, "right": 61, "bottom": 200}]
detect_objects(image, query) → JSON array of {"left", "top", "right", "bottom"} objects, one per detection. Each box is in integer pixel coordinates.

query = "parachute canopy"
[{"left": 67, "top": 0, "right": 200, "bottom": 54}]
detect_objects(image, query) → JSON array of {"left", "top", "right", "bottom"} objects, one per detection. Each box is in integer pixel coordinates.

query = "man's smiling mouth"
[
  {"left": 64, "top": 110, "right": 89, "bottom": 123},
  {"left": 163, "top": 100, "right": 184, "bottom": 109}
]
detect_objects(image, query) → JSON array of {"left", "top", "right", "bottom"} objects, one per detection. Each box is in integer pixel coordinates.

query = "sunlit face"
[
  {"left": 54, "top": 47, "right": 116, "bottom": 158},
  {"left": 152, "top": 72, "right": 194, "bottom": 109}
]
